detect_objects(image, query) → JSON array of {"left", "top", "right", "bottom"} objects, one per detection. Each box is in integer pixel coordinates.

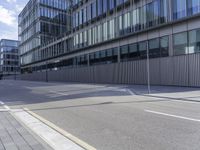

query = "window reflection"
[
  {"left": 189, "top": 29, "right": 200, "bottom": 53},
  {"left": 173, "top": 0, "right": 187, "bottom": 20},
  {"left": 173, "top": 32, "right": 188, "bottom": 55}
]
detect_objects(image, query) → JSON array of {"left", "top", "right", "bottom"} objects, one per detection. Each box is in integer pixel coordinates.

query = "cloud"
[
  {"left": 15, "top": 4, "right": 24, "bottom": 12},
  {"left": 0, "top": 5, "right": 16, "bottom": 26},
  {"left": 0, "top": 27, "right": 18, "bottom": 40},
  {"left": 6, "top": 0, "right": 17, "bottom": 3},
  {"left": 0, "top": 0, "right": 28, "bottom": 40}
]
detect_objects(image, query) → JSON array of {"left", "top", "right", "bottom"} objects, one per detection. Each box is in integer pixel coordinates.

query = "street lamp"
[
  {"left": 45, "top": 61, "right": 48, "bottom": 82},
  {"left": 146, "top": 41, "right": 151, "bottom": 94}
]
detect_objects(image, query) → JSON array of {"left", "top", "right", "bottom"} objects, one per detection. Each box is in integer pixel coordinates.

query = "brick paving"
[{"left": 0, "top": 111, "right": 52, "bottom": 150}]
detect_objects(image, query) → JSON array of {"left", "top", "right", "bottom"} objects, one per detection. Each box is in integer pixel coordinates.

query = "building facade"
[
  {"left": 19, "top": 0, "right": 200, "bottom": 87},
  {"left": 0, "top": 39, "right": 20, "bottom": 77},
  {"left": 19, "top": 0, "right": 71, "bottom": 67}
]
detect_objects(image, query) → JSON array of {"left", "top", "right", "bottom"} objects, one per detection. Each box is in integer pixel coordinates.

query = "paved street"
[{"left": 0, "top": 80, "right": 200, "bottom": 150}]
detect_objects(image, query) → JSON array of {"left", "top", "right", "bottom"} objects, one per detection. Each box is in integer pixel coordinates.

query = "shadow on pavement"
[{"left": 1, "top": 80, "right": 200, "bottom": 106}]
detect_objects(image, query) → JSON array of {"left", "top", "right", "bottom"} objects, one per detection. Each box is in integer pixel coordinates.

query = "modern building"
[
  {"left": 0, "top": 39, "right": 20, "bottom": 78},
  {"left": 18, "top": 0, "right": 71, "bottom": 69},
  {"left": 19, "top": 0, "right": 200, "bottom": 87}
]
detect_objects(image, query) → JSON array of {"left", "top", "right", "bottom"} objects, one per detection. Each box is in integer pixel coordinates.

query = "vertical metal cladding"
[{"left": 19, "top": 53, "right": 200, "bottom": 87}]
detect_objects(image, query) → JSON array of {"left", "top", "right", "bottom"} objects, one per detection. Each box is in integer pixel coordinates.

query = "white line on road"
[
  {"left": 0, "top": 109, "right": 9, "bottom": 112},
  {"left": 4, "top": 105, "right": 10, "bottom": 110},
  {"left": 0, "top": 101, "right": 5, "bottom": 105},
  {"left": 126, "top": 89, "right": 135, "bottom": 95},
  {"left": 0, "top": 101, "right": 10, "bottom": 111},
  {"left": 145, "top": 109, "right": 200, "bottom": 123},
  {"left": 49, "top": 90, "right": 69, "bottom": 96}
]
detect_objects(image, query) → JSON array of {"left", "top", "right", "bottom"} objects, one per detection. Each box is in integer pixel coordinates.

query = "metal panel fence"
[{"left": 3, "top": 53, "right": 200, "bottom": 87}]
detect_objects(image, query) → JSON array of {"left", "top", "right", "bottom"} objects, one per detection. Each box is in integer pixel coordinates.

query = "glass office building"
[
  {"left": 0, "top": 39, "right": 20, "bottom": 77},
  {"left": 19, "top": 0, "right": 200, "bottom": 86},
  {"left": 19, "top": 0, "right": 71, "bottom": 66}
]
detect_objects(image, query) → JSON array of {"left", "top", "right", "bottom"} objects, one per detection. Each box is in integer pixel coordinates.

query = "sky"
[{"left": 0, "top": 0, "right": 28, "bottom": 40}]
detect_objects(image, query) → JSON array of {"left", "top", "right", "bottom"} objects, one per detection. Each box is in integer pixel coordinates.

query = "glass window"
[
  {"left": 113, "top": 48, "right": 118, "bottom": 62},
  {"left": 83, "top": 30, "right": 88, "bottom": 46},
  {"left": 79, "top": 10, "right": 83, "bottom": 25},
  {"left": 129, "top": 43, "right": 139, "bottom": 59},
  {"left": 123, "top": 12, "right": 131, "bottom": 33},
  {"left": 107, "top": 49, "right": 112, "bottom": 57},
  {"left": 76, "top": 34, "right": 79, "bottom": 48},
  {"left": 89, "top": 53, "right": 95, "bottom": 65},
  {"left": 120, "top": 45, "right": 129, "bottom": 61},
  {"left": 95, "top": 51, "right": 100, "bottom": 60},
  {"left": 103, "top": 22, "right": 108, "bottom": 41},
  {"left": 92, "top": 27, "right": 97, "bottom": 44},
  {"left": 139, "top": 5, "right": 147, "bottom": 30},
  {"left": 87, "top": 4, "right": 92, "bottom": 21},
  {"left": 160, "top": 36, "right": 169, "bottom": 57},
  {"left": 88, "top": 29, "right": 92, "bottom": 45},
  {"left": 116, "top": 0, "right": 123, "bottom": 6},
  {"left": 147, "top": 2, "right": 154, "bottom": 27},
  {"left": 148, "top": 38, "right": 160, "bottom": 58},
  {"left": 97, "top": 0, "right": 103, "bottom": 16},
  {"left": 109, "top": 0, "right": 115, "bottom": 10},
  {"left": 83, "top": 7, "right": 87, "bottom": 23},
  {"left": 97, "top": 24, "right": 102, "bottom": 43},
  {"left": 91, "top": 2, "right": 97, "bottom": 19},
  {"left": 146, "top": 0, "right": 159, "bottom": 28},
  {"left": 132, "top": 9, "right": 139, "bottom": 32},
  {"left": 103, "top": 0, "right": 108, "bottom": 13},
  {"left": 160, "top": 0, "right": 169, "bottom": 23},
  {"left": 138, "top": 41, "right": 147, "bottom": 59},
  {"left": 100, "top": 50, "right": 106, "bottom": 58},
  {"left": 75, "top": 12, "right": 79, "bottom": 27},
  {"left": 188, "top": 0, "right": 200, "bottom": 15},
  {"left": 189, "top": 29, "right": 200, "bottom": 53},
  {"left": 153, "top": 0, "right": 159, "bottom": 26},
  {"left": 90, "top": 53, "right": 95, "bottom": 60},
  {"left": 173, "top": 32, "right": 188, "bottom": 55},
  {"left": 119, "top": 15, "right": 123, "bottom": 35},
  {"left": 109, "top": 19, "right": 115, "bottom": 39},
  {"left": 79, "top": 32, "right": 83, "bottom": 47},
  {"left": 173, "top": 0, "right": 187, "bottom": 20}
]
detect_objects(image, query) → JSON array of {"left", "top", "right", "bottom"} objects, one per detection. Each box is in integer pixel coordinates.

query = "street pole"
[
  {"left": 15, "top": 69, "right": 16, "bottom": 80},
  {"left": 46, "top": 62, "right": 48, "bottom": 82},
  {"left": 147, "top": 41, "right": 151, "bottom": 94}
]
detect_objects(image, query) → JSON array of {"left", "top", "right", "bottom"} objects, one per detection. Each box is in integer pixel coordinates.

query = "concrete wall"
[{"left": 11, "top": 53, "right": 200, "bottom": 87}]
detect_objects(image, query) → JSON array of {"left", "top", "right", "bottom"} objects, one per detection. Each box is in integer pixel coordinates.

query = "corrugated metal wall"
[{"left": 16, "top": 53, "right": 200, "bottom": 87}]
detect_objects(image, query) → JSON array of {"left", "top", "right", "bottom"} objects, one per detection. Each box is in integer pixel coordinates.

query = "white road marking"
[
  {"left": 148, "top": 94, "right": 200, "bottom": 104},
  {"left": 171, "top": 99, "right": 200, "bottom": 104},
  {"left": 0, "top": 101, "right": 9, "bottom": 111},
  {"left": 0, "top": 101, "right": 5, "bottom": 105},
  {"left": 4, "top": 105, "right": 10, "bottom": 110},
  {"left": 126, "top": 89, "right": 135, "bottom": 95},
  {"left": 12, "top": 109, "right": 84, "bottom": 150},
  {"left": 145, "top": 109, "right": 200, "bottom": 123},
  {"left": 49, "top": 90, "right": 69, "bottom": 96},
  {"left": 0, "top": 109, "right": 9, "bottom": 112}
]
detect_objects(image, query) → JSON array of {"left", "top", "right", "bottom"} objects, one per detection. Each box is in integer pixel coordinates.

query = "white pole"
[{"left": 147, "top": 41, "right": 151, "bottom": 94}]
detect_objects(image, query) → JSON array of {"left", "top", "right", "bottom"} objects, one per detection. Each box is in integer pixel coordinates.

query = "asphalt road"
[{"left": 1, "top": 80, "right": 200, "bottom": 150}]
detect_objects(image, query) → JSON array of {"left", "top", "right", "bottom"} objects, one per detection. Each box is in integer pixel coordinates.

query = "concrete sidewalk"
[{"left": 0, "top": 111, "right": 52, "bottom": 150}]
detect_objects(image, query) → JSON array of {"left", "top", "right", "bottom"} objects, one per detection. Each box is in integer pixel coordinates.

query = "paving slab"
[{"left": 0, "top": 111, "right": 52, "bottom": 150}]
